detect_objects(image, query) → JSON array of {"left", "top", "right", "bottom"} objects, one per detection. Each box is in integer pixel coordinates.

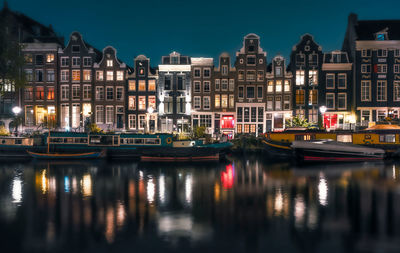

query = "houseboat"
[
  {"left": 291, "top": 139, "right": 385, "bottom": 162},
  {"left": 0, "top": 136, "right": 38, "bottom": 158},
  {"left": 262, "top": 124, "right": 400, "bottom": 158}
]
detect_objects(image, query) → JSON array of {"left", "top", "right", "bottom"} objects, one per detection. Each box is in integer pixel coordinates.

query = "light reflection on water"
[{"left": 0, "top": 157, "right": 400, "bottom": 252}]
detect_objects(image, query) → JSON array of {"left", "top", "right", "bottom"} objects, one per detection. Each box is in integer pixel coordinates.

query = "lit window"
[
  {"left": 148, "top": 96, "right": 156, "bottom": 109},
  {"left": 296, "top": 90, "right": 304, "bottom": 105},
  {"left": 129, "top": 80, "right": 136, "bottom": 91},
  {"left": 116, "top": 71, "right": 124, "bottom": 81},
  {"left": 128, "top": 96, "right": 136, "bottom": 110},
  {"left": 275, "top": 81, "right": 282, "bottom": 92},
  {"left": 296, "top": 70, "right": 304, "bottom": 85},
  {"left": 229, "top": 95, "right": 234, "bottom": 108},
  {"left": 148, "top": 80, "right": 156, "bottom": 91},
  {"left": 139, "top": 80, "right": 146, "bottom": 91},
  {"left": 222, "top": 94, "right": 228, "bottom": 108},
  {"left": 215, "top": 95, "right": 220, "bottom": 108},
  {"left": 267, "top": 81, "right": 274, "bottom": 93},
  {"left": 96, "top": 71, "right": 104, "bottom": 81},
  {"left": 83, "top": 70, "right": 91, "bottom": 81},
  {"left": 106, "top": 71, "right": 113, "bottom": 81},
  {"left": 72, "top": 70, "right": 80, "bottom": 81},
  {"left": 107, "top": 60, "right": 113, "bottom": 67},
  {"left": 46, "top": 54, "right": 54, "bottom": 63},
  {"left": 138, "top": 96, "right": 146, "bottom": 110}
]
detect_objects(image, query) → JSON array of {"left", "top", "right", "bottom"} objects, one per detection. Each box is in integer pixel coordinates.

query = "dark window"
[
  {"left": 165, "top": 76, "right": 171, "bottom": 90},
  {"left": 238, "top": 86, "right": 244, "bottom": 98},
  {"left": 237, "top": 107, "right": 243, "bottom": 122},
  {"left": 248, "top": 45, "right": 255, "bottom": 52},
  {"left": 247, "top": 87, "right": 255, "bottom": 98},
  {"left": 258, "top": 107, "right": 264, "bottom": 122},
  {"left": 247, "top": 56, "right": 256, "bottom": 65},
  {"left": 72, "top": 45, "right": 80, "bottom": 53},
  {"left": 177, "top": 76, "right": 184, "bottom": 90},
  {"left": 257, "top": 86, "right": 263, "bottom": 99},
  {"left": 244, "top": 107, "right": 250, "bottom": 122},
  {"left": 251, "top": 107, "right": 257, "bottom": 122},
  {"left": 296, "top": 54, "right": 305, "bottom": 65},
  {"left": 35, "top": 55, "right": 44, "bottom": 65}
]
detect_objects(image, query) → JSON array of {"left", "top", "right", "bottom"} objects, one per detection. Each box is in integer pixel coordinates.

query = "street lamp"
[
  {"left": 12, "top": 106, "right": 21, "bottom": 135},
  {"left": 319, "top": 106, "right": 327, "bottom": 129}
]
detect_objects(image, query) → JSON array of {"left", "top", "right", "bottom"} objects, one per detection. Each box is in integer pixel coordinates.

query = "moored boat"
[
  {"left": 291, "top": 139, "right": 385, "bottom": 162},
  {"left": 27, "top": 150, "right": 104, "bottom": 159}
]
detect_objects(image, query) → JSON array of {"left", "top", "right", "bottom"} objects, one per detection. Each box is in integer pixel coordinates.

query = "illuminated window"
[
  {"left": 96, "top": 71, "right": 104, "bottom": 81},
  {"left": 83, "top": 70, "right": 91, "bottom": 81},
  {"left": 47, "top": 87, "right": 54, "bottom": 100},
  {"left": 296, "top": 70, "right": 304, "bottom": 85},
  {"left": 139, "top": 80, "right": 146, "bottom": 91},
  {"left": 46, "top": 54, "right": 54, "bottom": 63},
  {"left": 72, "top": 70, "right": 80, "bottom": 81},
  {"left": 129, "top": 80, "right": 136, "bottom": 91},
  {"left": 36, "top": 87, "right": 44, "bottom": 100},
  {"left": 309, "top": 90, "right": 317, "bottom": 105},
  {"left": 25, "top": 54, "right": 33, "bottom": 63},
  {"left": 238, "top": 70, "right": 244, "bottom": 81},
  {"left": 106, "top": 71, "right": 113, "bottom": 81},
  {"left": 237, "top": 124, "right": 242, "bottom": 133},
  {"left": 284, "top": 80, "right": 290, "bottom": 92},
  {"left": 116, "top": 71, "right": 124, "bottom": 81},
  {"left": 267, "top": 81, "right": 274, "bottom": 93},
  {"left": 148, "top": 96, "right": 156, "bottom": 109},
  {"left": 138, "top": 96, "right": 146, "bottom": 110},
  {"left": 107, "top": 60, "right": 113, "bottom": 67},
  {"left": 128, "top": 96, "right": 136, "bottom": 110},
  {"left": 257, "top": 71, "right": 264, "bottom": 81},
  {"left": 229, "top": 95, "right": 234, "bottom": 108},
  {"left": 309, "top": 70, "right": 318, "bottom": 85},
  {"left": 222, "top": 94, "right": 228, "bottom": 108},
  {"left": 148, "top": 80, "right": 156, "bottom": 91},
  {"left": 215, "top": 95, "right": 220, "bottom": 108},
  {"left": 276, "top": 80, "right": 282, "bottom": 92},
  {"left": 246, "top": 70, "right": 256, "bottom": 81},
  {"left": 295, "top": 90, "right": 305, "bottom": 105},
  {"left": 394, "top": 81, "right": 400, "bottom": 101}
]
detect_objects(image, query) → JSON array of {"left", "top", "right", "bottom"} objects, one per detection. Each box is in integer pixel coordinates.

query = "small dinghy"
[
  {"left": 27, "top": 150, "right": 104, "bottom": 159},
  {"left": 291, "top": 139, "right": 385, "bottom": 162}
]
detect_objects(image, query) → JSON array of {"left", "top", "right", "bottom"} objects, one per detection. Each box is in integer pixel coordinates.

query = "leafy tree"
[
  {"left": 89, "top": 123, "right": 103, "bottom": 133},
  {"left": 285, "top": 116, "right": 312, "bottom": 128},
  {"left": 0, "top": 18, "right": 26, "bottom": 94}
]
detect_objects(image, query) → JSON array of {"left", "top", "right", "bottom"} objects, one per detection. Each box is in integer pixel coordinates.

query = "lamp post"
[
  {"left": 12, "top": 106, "right": 22, "bottom": 135},
  {"left": 319, "top": 106, "right": 327, "bottom": 129},
  {"left": 147, "top": 107, "right": 154, "bottom": 133}
]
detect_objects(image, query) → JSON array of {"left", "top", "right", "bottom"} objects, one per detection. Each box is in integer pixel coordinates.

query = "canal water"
[{"left": 1, "top": 155, "right": 400, "bottom": 253}]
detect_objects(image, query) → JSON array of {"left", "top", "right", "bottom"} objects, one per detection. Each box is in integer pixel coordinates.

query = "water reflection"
[{"left": 0, "top": 158, "right": 400, "bottom": 252}]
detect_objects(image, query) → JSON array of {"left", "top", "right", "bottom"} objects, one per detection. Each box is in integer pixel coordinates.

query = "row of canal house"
[{"left": 3, "top": 5, "right": 400, "bottom": 135}]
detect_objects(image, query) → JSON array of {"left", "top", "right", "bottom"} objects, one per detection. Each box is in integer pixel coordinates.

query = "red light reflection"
[{"left": 221, "top": 164, "right": 235, "bottom": 189}]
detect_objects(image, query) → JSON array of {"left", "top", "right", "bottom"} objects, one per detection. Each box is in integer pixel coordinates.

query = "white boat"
[{"left": 291, "top": 139, "right": 385, "bottom": 162}]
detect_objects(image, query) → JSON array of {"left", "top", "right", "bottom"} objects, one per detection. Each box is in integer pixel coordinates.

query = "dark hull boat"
[
  {"left": 27, "top": 151, "right": 104, "bottom": 159},
  {"left": 291, "top": 140, "right": 385, "bottom": 162}
]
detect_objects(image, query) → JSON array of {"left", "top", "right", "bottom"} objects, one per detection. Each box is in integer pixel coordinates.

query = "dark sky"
[{"left": 7, "top": 0, "right": 400, "bottom": 66}]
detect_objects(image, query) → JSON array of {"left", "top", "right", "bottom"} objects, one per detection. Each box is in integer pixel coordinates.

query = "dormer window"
[
  {"left": 72, "top": 45, "right": 80, "bottom": 53},
  {"left": 222, "top": 66, "right": 228, "bottom": 75},
  {"left": 309, "top": 53, "right": 318, "bottom": 65},
  {"left": 248, "top": 45, "right": 255, "bottom": 52},
  {"left": 139, "top": 68, "right": 145, "bottom": 76},
  {"left": 332, "top": 53, "right": 341, "bottom": 63},
  {"left": 171, "top": 56, "right": 179, "bottom": 64},
  {"left": 275, "top": 67, "right": 282, "bottom": 77},
  {"left": 107, "top": 60, "right": 113, "bottom": 67}
]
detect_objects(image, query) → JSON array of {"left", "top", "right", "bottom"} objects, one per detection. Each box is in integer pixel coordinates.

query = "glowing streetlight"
[
  {"left": 12, "top": 106, "right": 21, "bottom": 115},
  {"left": 147, "top": 107, "right": 154, "bottom": 114},
  {"left": 319, "top": 106, "right": 327, "bottom": 129}
]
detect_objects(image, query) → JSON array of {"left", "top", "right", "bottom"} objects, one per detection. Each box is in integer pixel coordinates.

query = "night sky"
[{"left": 7, "top": 0, "right": 400, "bottom": 66}]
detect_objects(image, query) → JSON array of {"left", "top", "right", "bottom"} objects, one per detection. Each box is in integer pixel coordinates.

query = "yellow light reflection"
[
  {"left": 214, "top": 182, "right": 220, "bottom": 203},
  {"left": 81, "top": 174, "right": 92, "bottom": 197},
  {"left": 41, "top": 170, "right": 48, "bottom": 194},
  {"left": 318, "top": 174, "right": 328, "bottom": 206},
  {"left": 147, "top": 178, "right": 155, "bottom": 204}
]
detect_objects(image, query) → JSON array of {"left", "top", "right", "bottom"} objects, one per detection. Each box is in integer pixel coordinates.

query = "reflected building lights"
[
  {"left": 72, "top": 177, "right": 78, "bottom": 194},
  {"left": 41, "top": 170, "right": 48, "bottom": 194},
  {"left": 294, "top": 195, "right": 305, "bottom": 228},
  {"left": 318, "top": 174, "right": 328, "bottom": 206},
  {"left": 185, "top": 174, "right": 192, "bottom": 205},
  {"left": 221, "top": 164, "right": 235, "bottom": 189},
  {"left": 159, "top": 175, "right": 165, "bottom": 203},
  {"left": 393, "top": 165, "right": 396, "bottom": 180},
  {"left": 274, "top": 189, "right": 283, "bottom": 215},
  {"left": 147, "top": 177, "right": 155, "bottom": 204},
  {"left": 81, "top": 174, "right": 92, "bottom": 197},
  {"left": 116, "top": 202, "right": 126, "bottom": 228},
  {"left": 64, "top": 176, "right": 70, "bottom": 193},
  {"left": 12, "top": 176, "right": 22, "bottom": 203}
]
